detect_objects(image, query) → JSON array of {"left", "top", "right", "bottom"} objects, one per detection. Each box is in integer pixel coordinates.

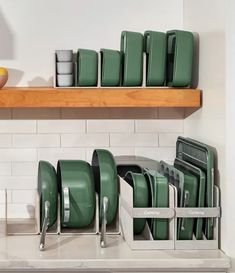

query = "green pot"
[{"left": 57, "top": 160, "right": 96, "bottom": 228}]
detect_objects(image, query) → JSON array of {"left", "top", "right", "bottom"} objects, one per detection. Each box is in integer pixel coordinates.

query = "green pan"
[
  {"left": 38, "top": 161, "right": 58, "bottom": 230},
  {"left": 124, "top": 172, "right": 149, "bottom": 235},
  {"left": 159, "top": 161, "right": 184, "bottom": 208},
  {"left": 166, "top": 30, "right": 194, "bottom": 87},
  {"left": 176, "top": 136, "right": 214, "bottom": 240},
  {"left": 175, "top": 171, "right": 198, "bottom": 240},
  {"left": 144, "top": 169, "right": 168, "bottom": 240},
  {"left": 174, "top": 158, "right": 206, "bottom": 240},
  {"left": 101, "top": 49, "right": 121, "bottom": 86},
  {"left": 121, "top": 31, "right": 144, "bottom": 86},
  {"left": 144, "top": 31, "right": 166, "bottom": 86},
  {"left": 92, "top": 149, "right": 118, "bottom": 226},
  {"left": 77, "top": 49, "right": 98, "bottom": 86},
  {"left": 57, "top": 160, "right": 96, "bottom": 228}
]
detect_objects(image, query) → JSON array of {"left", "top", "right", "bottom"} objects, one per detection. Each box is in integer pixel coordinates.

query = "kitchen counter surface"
[{"left": 0, "top": 234, "right": 230, "bottom": 271}]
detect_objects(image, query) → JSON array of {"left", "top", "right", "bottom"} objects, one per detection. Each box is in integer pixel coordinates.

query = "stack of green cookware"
[
  {"left": 38, "top": 149, "right": 119, "bottom": 250},
  {"left": 160, "top": 136, "right": 216, "bottom": 241},
  {"left": 55, "top": 29, "right": 194, "bottom": 88},
  {"left": 38, "top": 136, "right": 216, "bottom": 251}
]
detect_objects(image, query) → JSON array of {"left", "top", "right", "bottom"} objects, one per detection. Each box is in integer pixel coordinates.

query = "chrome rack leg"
[
  {"left": 39, "top": 201, "right": 50, "bottom": 251},
  {"left": 100, "top": 196, "right": 109, "bottom": 248}
]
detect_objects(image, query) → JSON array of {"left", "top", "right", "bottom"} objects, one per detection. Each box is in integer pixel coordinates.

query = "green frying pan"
[
  {"left": 124, "top": 171, "right": 149, "bottom": 235},
  {"left": 144, "top": 169, "right": 169, "bottom": 240},
  {"left": 38, "top": 161, "right": 58, "bottom": 231},
  {"left": 57, "top": 160, "right": 96, "bottom": 228},
  {"left": 92, "top": 149, "right": 118, "bottom": 226}
]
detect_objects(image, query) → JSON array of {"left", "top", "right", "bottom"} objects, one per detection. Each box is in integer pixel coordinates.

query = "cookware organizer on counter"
[{"left": 1, "top": 138, "right": 221, "bottom": 251}]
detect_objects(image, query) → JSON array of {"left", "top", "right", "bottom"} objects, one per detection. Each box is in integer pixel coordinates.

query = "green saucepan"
[
  {"left": 38, "top": 161, "right": 58, "bottom": 230},
  {"left": 92, "top": 149, "right": 118, "bottom": 226},
  {"left": 57, "top": 160, "right": 96, "bottom": 228},
  {"left": 124, "top": 171, "right": 149, "bottom": 235}
]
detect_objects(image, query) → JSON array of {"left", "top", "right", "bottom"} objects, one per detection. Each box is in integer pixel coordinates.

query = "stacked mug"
[{"left": 56, "top": 50, "right": 74, "bottom": 87}]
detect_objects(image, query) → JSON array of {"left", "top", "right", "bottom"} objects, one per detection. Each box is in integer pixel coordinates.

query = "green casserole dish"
[
  {"left": 38, "top": 161, "right": 58, "bottom": 230},
  {"left": 77, "top": 49, "right": 98, "bottom": 86},
  {"left": 101, "top": 48, "right": 121, "bottom": 86},
  {"left": 92, "top": 149, "right": 118, "bottom": 226},
  {"left": 121, "top": 31, "right": 144, "bottom": 86},
  {"left": 166, "top": 30, "right": 194, "bottom": 87},
  {"left": 144, "top": 169, "right": 169, "bottom": 240},
  {"left": 57, "top": 160, "right": 96, "bottom": 228},
  {"left": 144, "top": 31, "right": 166, "bottom": 86},
  {"left": 124, "top": 171, "right": 149, "bottom": 235}
]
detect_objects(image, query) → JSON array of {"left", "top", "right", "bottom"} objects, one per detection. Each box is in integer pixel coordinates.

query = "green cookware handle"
[
  {"left": 39, "top": 200, "right": 50, "bottom": 251},
  {"left": 63, "top": 187, "right": 70, "bottom": 223},
  {"left": 100, "top": 196, "right": 109, "bottom": 248}
]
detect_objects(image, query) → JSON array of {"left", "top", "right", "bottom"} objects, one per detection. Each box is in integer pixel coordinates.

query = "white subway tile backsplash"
[
  {"left": 0, "top": 134, "right": 12, "bottom": 147},
  {"left": 135, "top": 120, "right": 183, "bottom": 133},
  {"left": 87, "top": 120, "right": 134, "bottom": 132},
  {"left": 11, "top": 190, "right": 35, "bottom": 204},
  {"left": 61, "top": 133, "right": 109, "bottom": 147},
  {"left": 0, "top": 205, "right": 5, "bottom": 218},
  {"left": 135, "top": 147, "right": 176, "bottom": 161},
  {"left": 7, "top": 204, "right": 35, "bottom": 218},
  {"left": 37, "top": 120, "right": 86, "bottom": 133},
  {"left": 0, "top": 121, "right": 36, "bottom": 133},
  {"left": 0, "top": 149, "right": 37, "bottom": 162},
  {"left": 38, "top": 148, "right": 86, "bottom": 162},
  {"left": 12, "top": 162, "right": 38, "bottom": 176},
  {"left": 0, "top": 163, "right": 11, "bottom": 175},
  {"left": 0, "top": 190, "right": 6, "bottom": 204},
  {"left": 0, "top": 176, "right": 37, "bottom": 190},
  {"left": 110, "top": 133, "right": 158, "bottom": 147},
  {"left": 159, "top": 133, "right": 179, "bottom": 147},
  {"left": 13, "top": 134, "right": 60, "bottom": 148}
]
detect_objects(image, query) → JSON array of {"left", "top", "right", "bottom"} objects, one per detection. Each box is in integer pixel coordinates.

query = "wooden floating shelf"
[{"left": 0, "top": 87, "right": 202, "bottom": 108}]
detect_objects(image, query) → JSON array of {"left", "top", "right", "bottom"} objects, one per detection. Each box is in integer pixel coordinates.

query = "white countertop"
[{"left": 0, "top": 234, "right": 230, "bottom": 271}]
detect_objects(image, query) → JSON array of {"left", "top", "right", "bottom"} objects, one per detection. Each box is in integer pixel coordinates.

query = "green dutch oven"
[
  {"left": 57, "top": 160, "right": 96, "bottom": 228},
  {"left": 38, "top": 161, "right": 58, "bottom": 230},
  {"left": 92, "top": 149, "right": 118, "bottom": 226},
  {"left": 124, "top": 171, "right": 149, "bottom": 235}
]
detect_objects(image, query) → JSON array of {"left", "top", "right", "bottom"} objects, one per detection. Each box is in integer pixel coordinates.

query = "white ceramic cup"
[
  {"left": 56, "top": 50, "right": 73, "bottom": 62},
  {"left": 57, "top": 74, "right": 73, "bottom": 87},
  {"left": 57, "top": 62, "right": 73, "bottom": 74}
]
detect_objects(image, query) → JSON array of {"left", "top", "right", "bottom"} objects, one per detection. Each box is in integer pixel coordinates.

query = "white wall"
[
  {"left": 225, "top": 0, "right": 235, "bottom": 270},
  {"left": 0, "top": 0, "right": 184, "bottom": 218},
  {"left": 0, "top": 0, "right": 183, "bottom": 86},
  {"left": 183, "top": 0, "right": 235, "bottom": 270}
]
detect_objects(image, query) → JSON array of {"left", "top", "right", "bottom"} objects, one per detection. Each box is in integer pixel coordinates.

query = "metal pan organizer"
[
  {"left": 160, "top": 160, "right": 220, "bottom": 250},
  {"left": 119, "top": 174, "right": 175, "bottom": 250}
]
